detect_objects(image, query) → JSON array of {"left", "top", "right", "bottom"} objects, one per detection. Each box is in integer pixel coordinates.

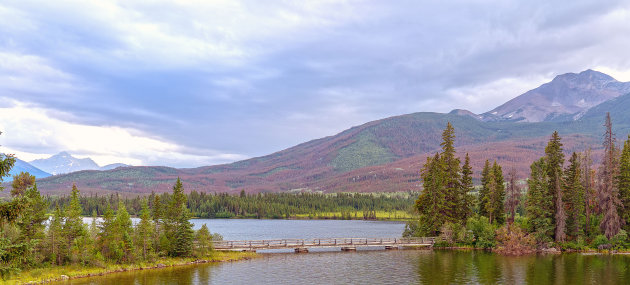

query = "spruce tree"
[
  {"left": 115, "top": 201, "right": 135, "bottom": 262},
  {"left": 439, "top": 122, "right": 462, "bottom": 224},
  {"left": 47, "top": 206, "right": 65, "bottom": 265},
  {"left": 195, "top": 224, "right": 212, "bottom": 257},
  {"left": 484, "top": 161, "right": 505, "bottom": 224},
  {"left": 17, "top": 184, "right": 48, "bottom": 243},
  {"left": 563, "top": 152, "right": 585, "bottom": 239},
  {"left": 98, "top": 204, "right": 119, "bottom": 261},
  {"left": 479, "top": 160, "right": 491, "bottom": 217},
  {"left": 526, "top": 158, "right": 554, "bottom": 242},
  {"left": 165, "top": 178, "right": 195, "bottom": 257},
  {"left": 416, "top": 154, "right": 446, "bottom": 236},
  {"left": 136, "top": 199, "right": 154, "bottom": 260},
  {"left": 617, "top": 135, "right": 630, "bottom": 232},
  {"left": 599, "top": 113, "right": 622, "bottom": 239},
  {"left": 545, "top": 131, "right": 566, "bottom": 242},
  {"left": 459, "top": 153, "right": 474, "bottom": 221}
]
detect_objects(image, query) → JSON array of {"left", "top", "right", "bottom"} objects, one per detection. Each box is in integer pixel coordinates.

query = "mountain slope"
[
  {"left": 5, "top": 158, "right": 51, "bottom": 181},
  {"left": 483, "top": 70, "right": 630, "bottom": 122},
  {"left": 33, "top": 71, "right": 630, "bottom": 196}
]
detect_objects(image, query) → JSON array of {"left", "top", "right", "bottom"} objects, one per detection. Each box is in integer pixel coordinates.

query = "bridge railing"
[{"left": 211, "top": 237, "right": 438, "bottom": 250}]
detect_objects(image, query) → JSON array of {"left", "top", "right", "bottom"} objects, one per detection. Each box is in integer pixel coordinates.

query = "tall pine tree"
[
  {"left": 526, "top": 158, "right": 554, "bottom": 242},
  {"left": 459, "top": 153, "right": 474, "bottom": 221},
  {"left": 563, "top": 152, "right": 585, "bottom": 240},
  {"left": 545, "top": 131, "right": 566, "bottom": 242},
  {"left": 479, "top": 160, "right": 491, "bottom": 217},
  {"left": 416, "top": 153, "right": 445, "bottom": 236}
]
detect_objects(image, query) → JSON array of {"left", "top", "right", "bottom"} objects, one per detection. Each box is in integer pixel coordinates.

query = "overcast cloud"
[{"left": 1, "top": 0, "right": 630, "bottom": 167}]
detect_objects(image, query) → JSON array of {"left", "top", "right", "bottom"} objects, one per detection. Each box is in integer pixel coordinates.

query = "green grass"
[{"left": 3, "top": 251, "right": 256, "bottom": 285}]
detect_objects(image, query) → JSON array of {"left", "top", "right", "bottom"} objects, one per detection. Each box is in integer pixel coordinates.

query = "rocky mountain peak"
[{"left": 482, "top": 70, "right": 630, "bottom": 122}]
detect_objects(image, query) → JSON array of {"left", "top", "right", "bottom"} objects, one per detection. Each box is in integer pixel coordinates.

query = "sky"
[{"left": 1, "top": 0, "right": 630, "bottom": 168}]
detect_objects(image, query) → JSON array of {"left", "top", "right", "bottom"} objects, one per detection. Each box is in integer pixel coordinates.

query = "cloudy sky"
[{"left": 1, "top": 0, "right": 630, "bottom": 167}]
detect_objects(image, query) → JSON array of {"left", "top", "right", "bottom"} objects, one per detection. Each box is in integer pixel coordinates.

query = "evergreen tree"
[
  {"left": 526, "top": 158, "right": 554, "bottom": 242},
  {"left": 459, "top": 153, "right": 474, "bottom": 221},
  {"left": 63, "top": 184, "right": 87, "bottom": 262},
  {"left": 479, "top": 160, "right": 491, "bottom": 217},
  {"left": 17, "top": 184, "right": 48, "bottom": 243},
  {"left": 135, "top": 199, "right": 154, "bottom": 260},
  {"left": 195, "top": 224, "right": 212, "bottom": 257},
  {"left": 46, "top": 206, "right": 65, "bottom": 265},
  {"left": 16, "top": 183, "right": 48, "bottom": 268},
  {"left": 599, "top": 113, "right": 622, "bottom": 239},
  {"left": 98, "top": 204, "right": 120, "bottom": 261},
  {"left": 579, "top": 149, "right": 597, "bottom": 236},
  {"left": 151, "top": 194, "right": 163, "bottom": 253},
  {"left": 165, "top": 178, "right": 195, "bottom": 257},
  {"left": 439, "top": 122, "right": 462, "bottom": 224},
  {"left": 545, "top": 131, "right": 566, "bottom": 242},
  {"left": 10, "top": 172, "right": 35, "bottom": 197},
  {"left": 505, "top": 167, "right": 520, "bottom": 225},
  {"left": 416, "top": 154, "right": 445, "bottom": 236},
  {"left": 617, "top": 135, "right": 630, "bottom": 232},
  {"left": 115, "top": 201, "right": 135, "bottom": 262},
  {"left": 563, "top": 152, "right": 585, "bottom": 240},
  {"left": 484, "top": 161, "right": 505, "bottom": 224}
]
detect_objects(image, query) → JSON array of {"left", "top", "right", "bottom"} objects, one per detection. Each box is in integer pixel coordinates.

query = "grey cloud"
[{"left": 1, "top": 0, "right": 630, "bottom": 165}]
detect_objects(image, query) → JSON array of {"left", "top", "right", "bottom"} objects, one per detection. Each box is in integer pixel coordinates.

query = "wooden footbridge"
[{"left": 212, "top": 237, "right": 438, "bottom": 253}]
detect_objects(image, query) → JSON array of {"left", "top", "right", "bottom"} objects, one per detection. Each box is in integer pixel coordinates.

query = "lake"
[{"left": 61, "top": 219, "right": 630, "bottom": 284}]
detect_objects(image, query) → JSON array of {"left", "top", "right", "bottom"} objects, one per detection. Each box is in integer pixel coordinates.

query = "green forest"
[
  {"left": 49, "top": 190, "right": 416, "bottom": 220},
  {"left": 406, "top": 114, "right": 630, "bottom": 254},
  {"left": 0, "top": 158, "right": 224, "bottom": 280}
]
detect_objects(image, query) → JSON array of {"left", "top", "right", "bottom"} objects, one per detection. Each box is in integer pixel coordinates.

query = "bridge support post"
[
  {"left": 295, "top": 247, "right": 309, "bottom": 253},
  {"left": 341, "top": 247, "right": 356, "bottom": 251}
]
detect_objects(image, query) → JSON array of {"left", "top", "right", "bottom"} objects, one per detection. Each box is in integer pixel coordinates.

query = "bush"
[
  {"left": 560, "top": 238, "right": 586, "bottom": 251},
  {"left": 495, "top": 224, "right": 535, "bottom": 255},
  {"left": 466, "top": 216, "right": 496, "bottom": 249},
  {"left": 591, "top": 235, "right": 609, "bottom": 249},
  {"left": 611, "top": 230, "right": 629, "bottom": 249}
]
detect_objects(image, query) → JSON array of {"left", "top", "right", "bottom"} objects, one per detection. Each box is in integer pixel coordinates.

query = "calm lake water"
[{"left": 61, "top": 219, "right": 630, "bottom": 285}]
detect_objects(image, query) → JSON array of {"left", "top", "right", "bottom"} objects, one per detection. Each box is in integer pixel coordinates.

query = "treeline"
[
  {"left": 407, "top": 114, "right": 630, "bottom": 253},
  {"left": 0, "top": 164, "right": 219, "bottom": 278},
  {"left": 50, "top": 191, "right": 417, "bottom": 220}
]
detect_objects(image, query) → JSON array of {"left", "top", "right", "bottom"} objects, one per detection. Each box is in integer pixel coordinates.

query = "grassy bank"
[
  {"left": 292, "top": 210, "right": 412, "bottom": 220},
  {"left": 3, "top": 251, "right": 257, "bottom": 285}
]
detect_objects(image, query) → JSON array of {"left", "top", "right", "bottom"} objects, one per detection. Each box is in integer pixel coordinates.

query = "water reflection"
[{"left": 61, "top": 250, "right": 630, "bottom": 285}]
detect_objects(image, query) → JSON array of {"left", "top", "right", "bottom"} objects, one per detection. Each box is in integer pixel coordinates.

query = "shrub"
[
  {"left": 591, "top": 235, "right": 609, "bottom": 249},
  {"left": 611, "top": 230, "right": 629, "bottom": 249},
  {"left": 466, "top": 216, "right": 496, "bottom": 249},
  {"left": 495, "top": 224, "right": 535, "bottom": 255}
]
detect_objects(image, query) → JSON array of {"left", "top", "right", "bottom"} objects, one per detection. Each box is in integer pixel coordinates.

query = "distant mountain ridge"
[
  {"left": 5, "top": 157, "right": 51, "bottom": 182},
  {"left": 29, "top": 151, "right": 129, "bottom": 175},
  {"left": 32, "top": 70, "right": 630, "bottom": 195}
]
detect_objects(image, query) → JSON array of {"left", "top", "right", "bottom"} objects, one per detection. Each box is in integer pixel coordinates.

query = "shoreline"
[{"left": 6, "top": 251, "right": 257, "bottom": 285}]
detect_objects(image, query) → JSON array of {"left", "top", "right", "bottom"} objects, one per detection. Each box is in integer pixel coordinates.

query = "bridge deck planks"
[{"left": 212, "top": 237, "right": 438, "bottom": 251}]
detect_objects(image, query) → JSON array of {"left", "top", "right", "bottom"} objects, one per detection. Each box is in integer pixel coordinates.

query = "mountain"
[
  {"left": 30, "top": 151, "right": 100, "bottom": 175},
  {"left": 100, "top": 163, "right": 130, "bottom": 171},
  {"left": 483, "top": 69, "right": 630, "bottom": 122},
  {"left": 34, "top": 70, "right": 630, "bottom": 196},
  {"left": 3, "top": 157, "right": 51, "bottom": 182}
]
